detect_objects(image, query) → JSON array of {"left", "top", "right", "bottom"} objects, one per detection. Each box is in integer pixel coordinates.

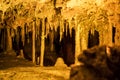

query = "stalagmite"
[
  {"left": 40, "top": 18, "right": 45, "bottom": 66},
  {"left": 32, "top": 21, "right": 36, "bottom": 64},
  {"left": 55, "top": 57, "right": 67, "bottom": 67}
]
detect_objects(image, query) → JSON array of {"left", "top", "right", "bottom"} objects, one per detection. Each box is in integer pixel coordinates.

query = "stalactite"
[
  {"left": 49, "top": 22, "right": 53, "bottom": 31},
  {"left": 70, "top": 18, "right": 75, "bottom": 37},
  {"left": 59, "top": 19, "right": 64, "bottom": 42},
  {"left": 63, "top": 19, "right": 66, "bottom": 37},
  {"left": 45, "top": 17, "right": 55, "bottom": 52},
  {"left": 91, "top": 28, "right": 94, "bottom": 35},
  {"left": 54, "top": 18, "right": 59, "bottom": 32},
  {"left": 66, "top": 21, "right": 68, "bottom": 37},
  {"left": 63, "top": 19, "right": 65, "bottom": 33},
  {"left": 40, "top": 18, "right": 45, "bottom": 66},
  {"left": 69, "top": 20, "right": 72, "bottom": 38},
  {"left": 45, "top": 18, "right": 50, "bottom": 38}
]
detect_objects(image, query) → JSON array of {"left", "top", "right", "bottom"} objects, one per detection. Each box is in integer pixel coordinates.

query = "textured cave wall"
[
  {"left": 105, "top": 1, "right": 120, "bottom": 45},
  {"left": 0, "top": 0, "right": 120, "bottom": 66}
]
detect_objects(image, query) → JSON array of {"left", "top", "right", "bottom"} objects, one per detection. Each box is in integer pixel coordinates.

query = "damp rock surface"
[{"left": 0, "top": 52, "right": 70, "bottom": 80}]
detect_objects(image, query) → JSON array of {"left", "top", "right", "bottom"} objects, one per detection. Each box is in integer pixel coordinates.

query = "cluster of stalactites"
[
  {"left": 16, "top": 15, "right": 76, "bottom": 44},
  {"left": 44, "top": 17, "right": 76, "bottom": 42}
]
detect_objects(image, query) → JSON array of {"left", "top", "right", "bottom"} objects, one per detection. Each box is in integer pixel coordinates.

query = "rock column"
[{"left": 40, "top": 18, "right": 45, "bottom": 66}]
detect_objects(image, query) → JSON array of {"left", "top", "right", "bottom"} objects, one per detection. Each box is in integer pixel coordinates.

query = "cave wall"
[{"left": 0, "top": 0, "right": 120, "bottom": 66}]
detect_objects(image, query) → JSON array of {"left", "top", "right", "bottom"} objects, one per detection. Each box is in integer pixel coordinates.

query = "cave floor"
[{"left": 0, "top": 51, "right": 70, "bottom": 80}]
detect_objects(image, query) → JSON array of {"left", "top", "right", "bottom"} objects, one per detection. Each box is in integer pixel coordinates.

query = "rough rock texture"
[
  {"left": 70, "top": 45, "right": 120, "bottom": 80},
  {"left": 0, "top": 0, "right": 120, "bottom": 66}
]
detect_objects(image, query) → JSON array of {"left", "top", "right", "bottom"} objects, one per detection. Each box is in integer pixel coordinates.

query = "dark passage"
[
  {"left": 112, "top": 27, "right": 116, "bottom": 43},
  {"left": 88, "top": 30, "right": 99, "bottom": 48}
]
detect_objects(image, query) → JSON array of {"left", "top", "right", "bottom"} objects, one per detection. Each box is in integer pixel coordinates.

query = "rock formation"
[{"left": 0, "top": 0, "right": 120, "bottom": 66}]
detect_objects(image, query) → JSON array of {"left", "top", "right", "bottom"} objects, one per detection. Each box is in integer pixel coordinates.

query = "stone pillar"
[
  {"left": 75, "top": 23, "right": 80, "bottom": 65},
  {"left": 40, "top": 18, "right": 45, "bottom": 66},
  {"left": 32, "top": 21, "right": 36, "bottom": 64},
  {"left": 81, "top": 29, "right": 88, "bottom": 51},
  {"left": 107, "top": 23, "right": 113, "bottom": 46}
]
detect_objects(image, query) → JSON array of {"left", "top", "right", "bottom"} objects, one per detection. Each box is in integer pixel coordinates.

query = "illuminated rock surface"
[{"left": 0, "top": 0, "right": 120, "bottom": 80}]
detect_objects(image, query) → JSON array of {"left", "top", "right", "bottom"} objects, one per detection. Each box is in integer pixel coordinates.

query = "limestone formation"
[{"left": 0, "top": 0, "right": 120, "bottom": 66}]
